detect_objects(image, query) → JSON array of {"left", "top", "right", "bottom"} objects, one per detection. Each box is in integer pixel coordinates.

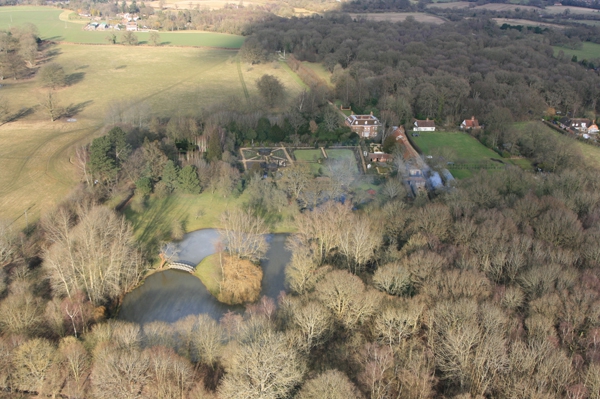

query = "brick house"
[
  {"left": 345, "top": 112, "right": 381, "bottom": 138},
  {"left": 460, "top": 116, "right": 480, "bottom": 130}
]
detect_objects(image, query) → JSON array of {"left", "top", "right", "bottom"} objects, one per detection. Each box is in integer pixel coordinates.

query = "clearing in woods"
[
  {"left": 553, "top": 42, "right": 600, "bottom": 60},
  {"left": 0, "top": 43, "right": 304, "bottom": 227}
]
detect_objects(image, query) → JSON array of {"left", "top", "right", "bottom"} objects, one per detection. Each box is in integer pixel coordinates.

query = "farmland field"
[
  {"left": 544, "top": 5, "right": 600, "bottom": 14},
  {"left": 348, "top": 12, "right": 446, "bottom": 24},
  {"left": 0, "top": 42, "right": 304, "bottom": 226},
  {"left": 0, "top": 6, "right": 244, "bottom": 47},
  {"left": 553, "top": 42, "right": 600, "bottom": 60}
]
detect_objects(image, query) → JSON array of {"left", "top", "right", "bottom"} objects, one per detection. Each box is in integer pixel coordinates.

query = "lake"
[{"left": 118, "top": 229, "right": 290, "bottom": 324}]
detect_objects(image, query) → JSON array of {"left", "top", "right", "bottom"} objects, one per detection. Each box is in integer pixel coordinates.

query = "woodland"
[{"left": 2, "top": 3, "right": 600, "bottom": 399}]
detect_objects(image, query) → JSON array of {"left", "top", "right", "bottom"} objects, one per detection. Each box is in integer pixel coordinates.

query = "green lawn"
[
  {"left": 413, "top": 131, "right": 500, "bottom": 161},
  {"left": 194, "top": 253, "right": 222, "bottom": 296},
  {"left": 553, "top": 42, "right": 600, "bottom": 61},
  {"left": 0, "top": 6, "right": 244, "bottom": 47},
  {"left": 325, "top": 149, "right": 359, "bottom": 173},
  {"left": 412, "top": 131, "right": 526, "bottom": 179},
  {"left": 293, "top": 149, "right": 324, "bottom": 162},
  {"left": 124, "top": 190, "right": 296, "bottom": 253},
  {"left": 124, "top": 192, "right": 247, "bottom": 250}
]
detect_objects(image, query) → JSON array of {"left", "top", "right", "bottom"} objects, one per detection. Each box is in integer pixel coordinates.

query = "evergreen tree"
[
  {"left": 268, "top": 124, "right": 285, "bottom": 142},
  {"left": 177, "top": 165, "right": 200, "bottom": 194},
  {"left": 89, "top": 136, "right": 118, "bottom": 181},
  {"left": 107, "top": 127, "right": 130, "bottom": 167},
  {"left": 161, "top": 160, "right": 179, "bottom": 193},
  {"left": 256, "top": 117, "right": 271, "bottom": 142},
  {"left": 206, "top": 133, "right": 222, "bottom": 162}
]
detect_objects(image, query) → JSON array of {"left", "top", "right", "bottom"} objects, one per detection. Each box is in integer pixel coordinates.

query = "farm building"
[
  {"left": 414, "top": 119, "right": 436, "bottom": 131},
  {"left": 345, "top": 112, "right": 381, "bottom": 138}
]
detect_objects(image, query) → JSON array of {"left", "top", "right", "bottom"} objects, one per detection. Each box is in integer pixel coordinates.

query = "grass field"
[
  {"left": 194, "top": 253, "right": 222, "bottom": 296},
  {"left": 302, "top": 61, "right": 333, "bottom": 87},
  {"left": 0, "top": 6, "right": 244, "bottom": 47},
  {"left": 293, "top": 149, "right": 324, "bottom": 162},
  {"left": 553, "top": 42, "right": 600, "bottom": 60},
  {"left": 348, "top": 12, "right": 446, "bottom": 24},
  {"left": 0, "top": 42, "right": 304, "bottom": 227},
  {"left": 412, "top": 131, "right": 528, "bottom": 179},
  {"left": 293, "top": 149, "right": 324, "bottom": 174}
]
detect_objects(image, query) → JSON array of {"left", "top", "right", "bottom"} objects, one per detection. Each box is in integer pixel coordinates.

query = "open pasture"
[
  {"left": 349, "top": 12, "right": 446, "bottom": 24},
  {"left": 0, "top": 42, "right": 304, "bottom": 226},
  {"left": 0, "top": 6, "right": 244, "bottom": 47},
  {"left": 553, "top": 42, "right": 600, "bottom": 60}
]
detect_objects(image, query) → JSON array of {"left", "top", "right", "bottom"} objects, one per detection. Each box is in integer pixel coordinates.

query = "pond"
[{"left": 118, "top": 229, "right": 291, "bottom": 324}]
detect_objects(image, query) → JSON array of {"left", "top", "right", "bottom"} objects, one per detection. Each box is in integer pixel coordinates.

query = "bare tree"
[
  {"left": 91, "top": 345, "right": 150, "bottom": 399},
  {"left": 13, "top": 338, "right": 56, "bottom": 394},
  {"left": 43, "top": 204, "right": 146, "bottom": 306},
  {"left": 145, "top": 346, "right": 195, "bottom": 399},
  {"left": 278, "top": 163, "right": 312, "bottom": 200},
  {"left": 284, "top": 238, "right": 329, "bottom": 295},
  {"left": 57, "top": 336, "right": 90, "bottom": 398},
  {"left": 336, "top": 215, "right": 382, "bottom": 274},
  {"left": 381, "top": 179, "right": 407, "bottom": 200},
  {"left": 286, "top": 298, "right": 333, "bottom": 352},
  {"left": 297, "top": 369, "right": 364, "bottom": 399},
  {"left": 0, "top": 221, "right": 16, "bottom": 267},
  {"left": 38, "top": 89, "right": 63, "bottom": 122},
  {"left": 218, "top": 329, "right": 305, "bottom": 399},
  {"left": 316, "top": 269, "right": 380, "bottom": 330},
  {"left": 219, "top": 209, "right": 269, "bottom": 262},
  {"left": 190, "top": 314, "right": 224, "bottom": 367}
]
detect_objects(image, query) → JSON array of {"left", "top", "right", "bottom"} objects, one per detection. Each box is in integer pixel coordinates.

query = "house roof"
[
  {"left": 390, "top": 126, "right": 405, "bottom": 139},
  {"left": 462, "top": 117, "right": 479, "bottom": 128},
  {"left": 415, "top": 119, "right": 435, "bottom": 128},
  {"left": 346, "top": 114, "right": 379, "bottom": 126},
  {"left": 367, "top": 153, "right": 393, "bottom": 162}
]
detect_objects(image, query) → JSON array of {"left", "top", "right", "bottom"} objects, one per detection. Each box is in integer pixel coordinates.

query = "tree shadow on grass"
[
  {"left": 65, "top": 100, "right": 93, "bottom": 117},
  {"left": 3, "top": 107, "right": 34, "bottom": 125},
  {"left": 130, "top": 195, "right": 191, "bottom": 254},
  {"left": 66, "top": 72, "right": 86, "bottom": 86}
]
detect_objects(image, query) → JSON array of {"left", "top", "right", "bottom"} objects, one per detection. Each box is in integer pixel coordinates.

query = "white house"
[{"left": 414, "top": 119, "right": 435, "bottom": 132}]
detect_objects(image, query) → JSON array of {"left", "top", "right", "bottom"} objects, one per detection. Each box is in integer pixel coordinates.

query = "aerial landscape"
[{"left": 3, "top": 0, "right": 600, "bottom": 396}]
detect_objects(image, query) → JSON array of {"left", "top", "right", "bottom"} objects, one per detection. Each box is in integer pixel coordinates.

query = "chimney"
[
  {"left": 370, "top": 111, "right": 373, "bottom": 116},
  {"left": 471, "top": 116, "right": 475, "bottom": 121},
  {"left": 426, "top": 117, "right": 429, "bottom": 121}
]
